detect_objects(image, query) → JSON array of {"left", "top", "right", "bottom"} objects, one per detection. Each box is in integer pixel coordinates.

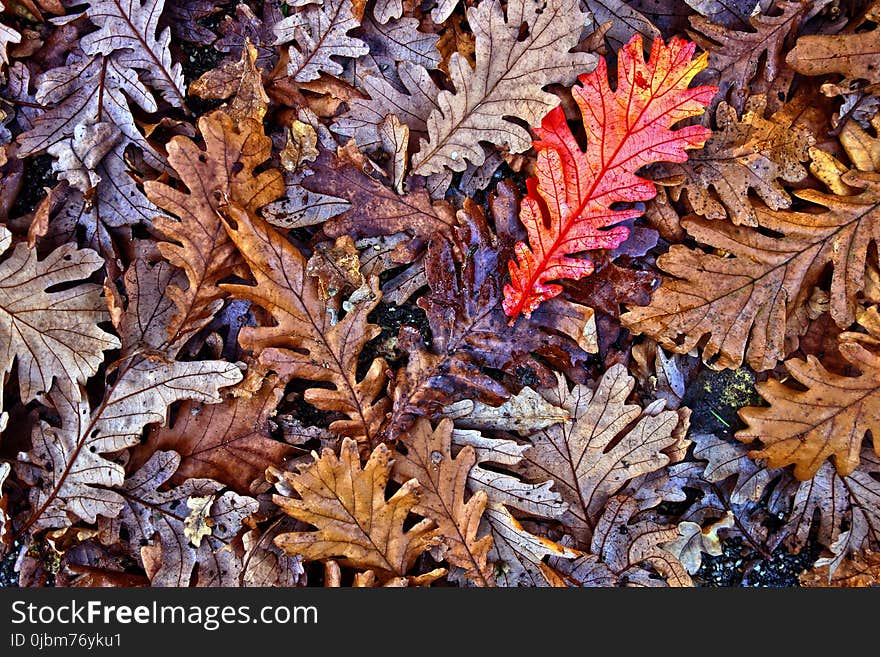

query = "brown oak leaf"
[
  {"left": 99, "top": 451, "right": 258, "bottom": 586},
  {"left": 304, "top": 148, "right": 456, "bottom": 243},
  {"left": 129, "top": 375, "right": 294, "bottom": 495},
  {"left": 481, "top": 503, "right": 578, "bottom": 587},
  {"left": 145, "top": 110, "right": 284, "bottom": 351},
  {"left": 0, "top": 225, "right": 119, "bottom": 408},
  {"left": 737, "top": 312, "right": 880, "bottom": 479},
  {"left": 800, "top": 551, "right": 880, "bottom": 587},
  {"left": 220, "top": 204, "right": 389, "bottom": 448},
  {"left": 659, "top": 94, "right": 814, "bottom": 226},
  {"left": 787, "top": 3, "right": 880, "bottom": 88},
  {"left": 273, "top": 438, "right": 442, "bottom": 581},
  {"left": 547, "top": 496, "right": 693, "bottom": 587},
  {"left": 770, "top": 449, "right": 880, "bottom": 575},
  {"left": 515, "top": 364, "right": 683, "bottom": 544},
  {"left": 410, "top": 0, "right": 597, "bottom": 176},
  {"left": 189, "top": 40, "right": 270, "bottom": 123},
  {"left": 688, "top": 0, "right": 807, "bottom": 112},
  {"left": 392, "top": 418, "right": 494, "bottom": 586},
  {"left": 622, "top": 168, "right": 880, "bottom": 371},
  {"left": 386, "top": 188, "right": 593, "bottom": 439},
  {"left": 16, "top": 358, "right": 243, "bottom": 533}
]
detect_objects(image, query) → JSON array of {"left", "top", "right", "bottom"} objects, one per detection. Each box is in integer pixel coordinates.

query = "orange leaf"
[{"left": 503, "top": 35, "right": 716, "bottom": 320}]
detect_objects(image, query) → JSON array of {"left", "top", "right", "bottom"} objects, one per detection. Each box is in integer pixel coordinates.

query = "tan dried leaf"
[
  {"left": 517, "top": 365, "right": 682, "bottom": 542},
  {"left": 688, "top": 0, "right": 807, "bottom": 113},
  {"left": 274, "top": 438, "right": 440, "bottom": 579},
  {"left": 183, "top": 494, "right": 215, "bottom": 548},
  {"left": 392, "top": 418, "right": 493, "bottom": 585},
  {"left": 280, "top": 120, "right": 319, "bottom": 173},
  {"left": 332, "top": 62, "right": 440, "bottom": 155},
  {"left": 441, "top": 386, "right": 569, "bottom": 433},
  {"left": 241, "top": 524, "right": 306, "bottom": 587},
  {"left": 108, "top": 258, "right": 182, "bottom": 356},
  {"left": 189, "top": 40, "right": 269, "bottom": 123},
  {"left": 787, "top": 5, "right": 880, "bottom": 88},
  {"left": 737, "top": 330, "right": 880, "bottom": 479},
  {"left": 0, "top": 225, "right": 120, "bottom": 405},
  {"left": 306, "top": 235, "right": 366, "bottom": 303},
  {"left": 47, "top": 122, "right": 121, "bottom": 195},
  {"left": 452, "top": 429, "right": 568, "bottom": 519},
  {"left": 800, "top": 551, "right": 880, "bottom": 587},
  {"left": 622, "top": 169, "right": 880, "bottom": 371},
  {"left": 411, "top": 0, "right": 597, "bottom": 176},
  {"left": 379, "top": 114, "right": 408, "bottom": 194},
  {"left": 776, "top": 450, "right": 880, "bottom": 574},
  {"left": 100, "top": 450, "right": 258, "bottom": 586},
  {"left": 661, "top": 95, "right": 814, "bottom": 226},
  {"left": 660, "top": 511, "right": 735, "bottom": 574},
  {"left": 18, "top": 358, "right": 243, "bottom": 531},
  {"left": 274, "top": 0, "right": 369, "bottom": 82},
  {"left": 146, "top": 111, "right": 284, "bottom": 351},
  {"left": 550, "top": 495, "right": 693, "bottom": 587},
  {"left": 221, "top": 204, "right": 389, "bottom": 447},
  {"left": 482, "top": 504, "right": 579, "bottom": 587}
]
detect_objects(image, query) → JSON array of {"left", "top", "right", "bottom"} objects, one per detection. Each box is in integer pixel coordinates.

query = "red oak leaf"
[{"left": 503, "top": 35, "right": 717, "bottom": 321}]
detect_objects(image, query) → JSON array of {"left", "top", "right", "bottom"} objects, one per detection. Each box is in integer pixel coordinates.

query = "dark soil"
[
  {"left": 695, "top": 537, "right": 820, "bottom": 587},
  {"left": 360, "top": 301, "right": 431, "bottom": 375},
  {"left": 0, "top": 541, "right": 20, "bottom": 587},
  {"left": 9, "top": 154, "right": 54, "bottom": 218}
]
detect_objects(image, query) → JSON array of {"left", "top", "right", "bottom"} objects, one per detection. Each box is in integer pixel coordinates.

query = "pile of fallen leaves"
[{"left": 0, "top": 0, "right": 878, "bottom": 588}]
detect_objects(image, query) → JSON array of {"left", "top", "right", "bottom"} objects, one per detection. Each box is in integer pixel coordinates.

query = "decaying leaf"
[
  {"left": 516, "top": 365, "right": 683, "bottom": 543},
  {"left": 451, "top": 427, "right": 568, "bottom": 519},
  {"left": 800, "top": 551, "right": 880, "bottom": 587},
  {"left": 183, "top": 494, "right": 216, "bottom": 548},
  {"left": 146, "top": 110, "right": 285, "bottom": 351},
  {"left": 274, "top": 438, "right": 441, "bottom": 581},
  {"left": 787, "top": 4, "right": 880, "bottom": 88},
  {"left": 306, "top": 235, "right": 366, "bottom": 303},
  {"left": 772, "top": 450, "right": 880, "bottom": 575},
  {"left": 482, "top": 503, "right": 579, "bottom": 587},
  {"left": 304, "top": 148, "right": 456, "bottom": 243},
  {"left": 99, "top": 451, "right": 258, "bottom": 586},
  {"left": 0, "top": 226, "right": 120, "bottom": 406},
  {"left": 660, "top": 511, "right": 735, "bottom": 574},
  {"left": 379, "top": 114, "right": 408, "bottom": 194},
  {"left": 386, "top": 189, "right": 592, "bottom": 438},
  {"left": 582, "top": 0, "right": 661, "bottom": 50},
  {"left": 622, "top": 168, "right": 880, "bottom": 370},
  {"left": 18, "top": 358, "right": 243, "bottom": 532},
  {"left": 442, "top": 386, "right": 569, "bottom": 433},
  {"left": 692, "top": 433, "right": 777, "bottom": 504},
  {"left": 410, "top": 0, "right": 597, "bottom": 176},
  {"left": 333, "top": 61, "right": 440, "bottom": 154},
  {"left": 130, "top": 375, "right": 294, "bottom": 495},
  {"left": 220, "top": 204, "right": 389, "bottom": 447},
  {"left": 660, "top": 95, "right": 814, "bottom": 226},
  {"left": 189, "top": 40, "right": 270, "bottom": 123},
  {"left": 274, "top": 0, "right": 369, "bottom": 82},
  {"left": 737, "top": 314, "right": 880, "bottom": 479},
  {"left": 392, "top": 418, "right": 494, "bottom": 585},
  {"left": 80, "top": 0, "right": 186, "bottom": 108},
  {"left": 688, "top": 0, "right": 807, "bottom": 112},
  {"left": 549, "top": 495, "right": 693, "bottom": 586}
]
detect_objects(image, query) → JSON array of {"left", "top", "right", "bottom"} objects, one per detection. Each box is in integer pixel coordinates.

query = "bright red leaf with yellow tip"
[{"left": 502, "top": 35, "right": 717, "bottom": 321}]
